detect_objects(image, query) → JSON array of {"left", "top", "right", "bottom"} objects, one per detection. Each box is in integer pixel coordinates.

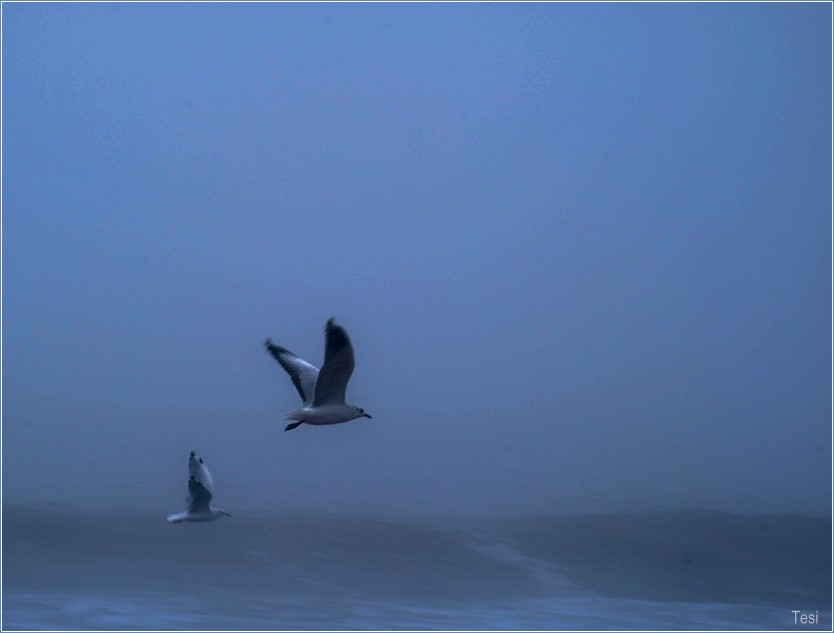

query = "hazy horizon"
[{"left": 3, "top": 3, "right": 831, "bottom": 519}]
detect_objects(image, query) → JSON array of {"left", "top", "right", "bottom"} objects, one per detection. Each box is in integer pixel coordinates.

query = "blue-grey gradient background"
[{"left": 3, "top": 3, "right": 831, "bottom": 517}]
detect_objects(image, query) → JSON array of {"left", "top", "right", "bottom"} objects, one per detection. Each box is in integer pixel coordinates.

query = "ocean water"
[{"left": 2, "top": 504, "right": 830, "bottom": 630}]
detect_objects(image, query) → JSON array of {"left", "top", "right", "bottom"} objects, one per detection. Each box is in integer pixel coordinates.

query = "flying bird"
[
  {"left": 166, "top": 452, "right": 232, "bottom": 523},
  {"left": 265, "top": 317, "right": 372, "bottom": 431}
]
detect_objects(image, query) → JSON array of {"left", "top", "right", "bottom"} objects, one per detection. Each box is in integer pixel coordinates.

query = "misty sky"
[{"left": 3, "top": 3, "right": 831, "bottom": 517}]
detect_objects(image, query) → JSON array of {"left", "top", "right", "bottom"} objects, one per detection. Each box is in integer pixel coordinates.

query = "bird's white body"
[
  {"left": 265, "top": 318, "right": 371, "bottom": 431},
  {"left": 166, "top": 509, "right": 229, "bottom": 523},
  {"left": 284, "top": 404, "right": 367, "bottom": 425}
]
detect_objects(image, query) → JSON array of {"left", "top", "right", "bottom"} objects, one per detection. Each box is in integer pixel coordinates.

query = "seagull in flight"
[
  {"left": 166, "top": 452, "right": 232, "bottom": 523},
  {"left": 265, "top": 317, "right": 372, "bottom": 432}
]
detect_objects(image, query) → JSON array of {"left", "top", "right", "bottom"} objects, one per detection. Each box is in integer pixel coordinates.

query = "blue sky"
[{"left": 3, "top": 2, "right": 831, "bottom": 516}]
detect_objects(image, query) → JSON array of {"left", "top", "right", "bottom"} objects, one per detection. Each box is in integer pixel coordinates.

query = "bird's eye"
[{"left": 359, "top": 408, "right": 364, "bottom": 413}]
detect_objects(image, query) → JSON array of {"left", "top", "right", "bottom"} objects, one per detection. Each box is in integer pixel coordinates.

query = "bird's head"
[{"left": 352, "top": 405, "right": 372, "bottom": 420}]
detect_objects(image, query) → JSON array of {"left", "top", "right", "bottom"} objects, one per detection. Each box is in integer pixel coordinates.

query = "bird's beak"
[{"left": 363, "top": 413, "right": 373, "bottom": 419}]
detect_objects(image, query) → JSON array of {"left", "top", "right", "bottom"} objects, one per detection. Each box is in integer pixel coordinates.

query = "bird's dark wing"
[
  {"left": 187, "top": 476, "right": 213, "bottom": 513},
  {"left": 313, "top": 318, "right": 355, "bottom": 406}
]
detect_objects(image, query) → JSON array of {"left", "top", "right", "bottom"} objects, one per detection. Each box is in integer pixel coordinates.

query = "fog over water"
[{"left": 3, "top": 3, "right": 830, "bottom": 519}]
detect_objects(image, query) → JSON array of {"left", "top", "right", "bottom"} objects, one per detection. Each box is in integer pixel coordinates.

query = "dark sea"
[{"left": 2, "top": 504, "right": 830, "bottom": 631}]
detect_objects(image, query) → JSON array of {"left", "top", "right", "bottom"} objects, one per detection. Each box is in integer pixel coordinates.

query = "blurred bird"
[{"left": 166, "top": 452, "right": 231, "bottom": 523}]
